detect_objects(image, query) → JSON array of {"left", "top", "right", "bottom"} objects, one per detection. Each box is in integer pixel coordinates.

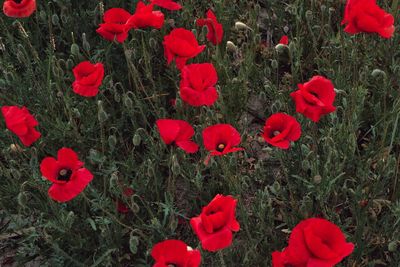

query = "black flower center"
[
  {"left": 57, "top": 168, "right": 72, "bottom": 181},
  {"left": 216, "top": 143, "right": 225, "bottom": 152}
]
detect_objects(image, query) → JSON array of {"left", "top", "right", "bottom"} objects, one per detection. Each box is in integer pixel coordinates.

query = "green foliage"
[{"left": 1, "top": 0, "right": 400, "bottom": 266}]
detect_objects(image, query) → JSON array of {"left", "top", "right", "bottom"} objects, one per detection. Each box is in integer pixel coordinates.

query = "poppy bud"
[
  {"left": 132, "top": 132, "right": 141, "bottom": 146},
  {"left": 129, "top": 235, "right": 139, "bottom": 254},
  {"left": 114, "top": 92, "right": 121, "bottom": 103},
  {"left": 109, "top": 172, "right": 118, "bottom": 191},
  {"left": 271, "top": 59, "right": 278, "bottom": 69},
  {"left": 66, "top": 59, "right": 74, "bottom": 70},
  {"left": 149, "top": 37, "right": 158, "bottom": 50},
  {"left": 72, "top": 108, "right": 81, "bottom": 118},
  {"left": 270, "top": 181, "right": 281, "bottom": 194},
  {"left": 305, "top": 10, "right": 313, "bottom": 21},
  {"left": 65, "top": 211, "right": 75, "bottom": 228},
  {"left": 388, "top": 241, "right": 398, "bottom": 252},
  {"left": 10, "top": 144, "right": 23, "bottom": 153},
  {"left": 61, "top": 14, "right": 68, "bottom": 24},
  {"left": 320, "top": 5, "right": 327, "bottom": 13},
  {"left": 108, "top": 135, "right": 117, "bottom": 151},
  {"left": 226, "top": 41, "right": 238, "bottom": 52},
  {"left": 123, "top": 94, "right": 134, "bottom": 109},
  {"left": 235, "top": 21, "right": 252, "bottom": 31},
  {"left": 70, "top": 43, "right": 80, "bottom": 56},
  {"left": 17, "top": 191, "right": 28, "bottom": 208},
  {"left": 97, "top": 101, "right": 108, "bottom": 123},
  {"left": 313, "top": 175, "right": 322, "bottom": 184},
  {"left": 39, "top": 10, "right": 46, "bottom": 21},
  {"left": 371, "top": 69, "right": 386, "bottom": 79},
  {"left": 131, "top": 201, "right": 140, "bottom": 213},
  {"left": 284, "top": 26, "right": 289, "bottom": 33},
  {"left": 147, "top": 159, "right": 155, "bottom": 177},
  {"left": 82, "top": 33, "right": 90, "bottom": 52},
  {"left": 51, "top": 14, "right": 60, "bottom": 26}
]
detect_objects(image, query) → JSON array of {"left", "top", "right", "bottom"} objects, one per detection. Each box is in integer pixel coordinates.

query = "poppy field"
[{"left": 1, "top": 0, "right": 400, "bottom": 266}]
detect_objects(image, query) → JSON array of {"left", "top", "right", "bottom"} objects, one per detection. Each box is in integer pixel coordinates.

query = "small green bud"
[{"left": 70, "top": 43, "right": 80, "bottom": 56}]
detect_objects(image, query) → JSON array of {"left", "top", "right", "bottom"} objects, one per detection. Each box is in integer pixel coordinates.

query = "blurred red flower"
[
  {"left": 180, "top": 63, "right": 218, "bottom": 107},
  {"left": 151, "top": 240, "right": 201, "bottom": 267},
  {"left": 1, "top": 106, "right": 41, "bottom": 146},
  {"left": 272, "top": 218, "right": 354, "bottom": 267},
  {"left": 40, "top": 148, "right": 93, "bottom": 202},
  {"left": 96, "top": 8, "right": 131, "bottom": 43},
  {"left": 163, "top": 28, "right": 205, "bottom": 70},
  {"left": 116, "top": 187, "right": 134, "bottom": 213},
  {"left": 262, "top": 113, "right": 301, "bottom": 149},
  {"left": 72, "top": 61, "right": 104, "bottom": 97},
  {"left": 202, "top": 124, "right": 243, "bottom": 164},
  {"left": 150, "top": 0, "right": 182, "bottom": 11},
  {"left": 342, "top": 0, "right": 395, "bottom": 39},
  {"left": 278, "top": 35, "right": 289, "bottom": 45},
  {"left": 156, "top": 119, "right": 199, "bottom": 153},
  {"left": 190, "top": 194, "right": 240, "bottom": 252},
  {"left": 196, "top": 10, "right": 224, "bottom": 45},
  {"left": 3, "top": 0, "right": 36, "bottom": 18},
  {"left": 126, "top": 1, "right": 164, "bottom": 30},
  {"left": 290, "top": 75, "right": 336, "bottom": 122}
]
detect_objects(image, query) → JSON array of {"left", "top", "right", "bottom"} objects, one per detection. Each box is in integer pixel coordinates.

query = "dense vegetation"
[{"left": 1, "top": 0, "right": 399, "bottom": 266}]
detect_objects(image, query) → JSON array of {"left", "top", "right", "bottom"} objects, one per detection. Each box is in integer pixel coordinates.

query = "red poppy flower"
[
  {"left": 190, "top": 194, "right": 240, "bottom": 252},
  {"left": 290, "top": 75, "right": 336, "bottom": 122},
  {"left": 262, "top": 113, "right": 301, "bottom": 149},
  {"left": 1, "top": 106, "right": 41, "bottom": 147},
  {"left": 116, "top": 187, "right": 134, "bottom": 213},
  {"left": 180, "top": 63, "right": 218, "bottom": 107},
  {"left": 156, "top": 119, "right": 199, "bottom": 153},
  {"left": 279, "top": 35, "right": 289, "bottom": 45},
  {"left": 196, "top": 10, "right": 224, "bottom": 45},
  {"left": 163, "top": 28, "right": 205, "bottom": 70},
  {"left": 96, "top": 8, "right": 131, "bottom": 43},
  {"left": 150, "top": 0, "right": 182, "bottom": 11},
  {"left": 151, "top": 240, "right": 201, "bottom": 267},
  {"left": 272, "top": 218, "right": 354, "bottom": 267},
  {"left": 40, "top": 148, "right": 93, "bottom": 202},
  {"left": 342, "top": 0, "right": 395, "bottom": 39},
  {"left": 72, "top": 61, "right": 104, "bottom": 97},
  {"left": 126, "top": 1, "right": 164, "bottom": 30},
  {"left": 3, "top": 0, "right": 36, "bottom": 18},
  {"left": 202, "top": 124, "right": 243, "bottom": 163}
]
